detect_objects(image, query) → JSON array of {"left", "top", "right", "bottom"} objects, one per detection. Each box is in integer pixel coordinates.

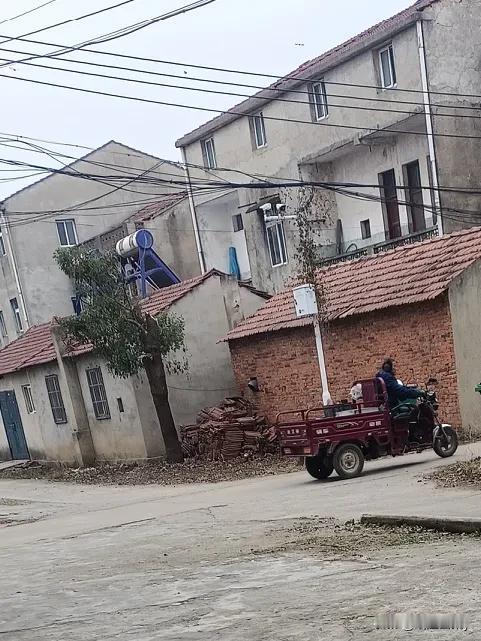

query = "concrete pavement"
[{"left": 0, "top": 443, "right": 480, "bottom": 639}]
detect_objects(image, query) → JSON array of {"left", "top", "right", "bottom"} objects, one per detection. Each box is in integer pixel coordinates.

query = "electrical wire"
[
  {"left": 3, "top": 48, "right": 481, "bottom": 123},
  {"left": 0, "top": 1, "right": 59, "bottom": 26},
  {"left": 2, "top": 71, "right": 481, "bottom": 142}
]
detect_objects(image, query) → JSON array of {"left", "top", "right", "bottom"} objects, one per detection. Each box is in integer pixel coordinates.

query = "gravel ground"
[
  {"left": 425, "top": 456, "right": 481, "bottom": 489},
  {"left": 0, "top": 454, "right": 300, "bottom": 485}
]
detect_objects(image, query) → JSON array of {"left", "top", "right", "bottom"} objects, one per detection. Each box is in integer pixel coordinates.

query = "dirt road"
[{"left": 1, "top": 444, "right": 480, "bottom": 640}]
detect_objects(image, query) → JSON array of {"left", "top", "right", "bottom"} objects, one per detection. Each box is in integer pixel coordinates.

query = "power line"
[
  {"left": 3, "top": 48, "right": 481, "bottom": 124},
  {"left": 0, "top": 1, "right": 140, "bottom": 48},
  {"left": 0, "top": 1, "right": 218, "bottom": 69},
  {"left": 1, "top": 30, "right": 481, "bottom": 102},
  {"left": 0, "top": 1, "right": 59, "bottom": 26},
  {"left": 3, "top": 71, "right": 481, "bottom": 142}
]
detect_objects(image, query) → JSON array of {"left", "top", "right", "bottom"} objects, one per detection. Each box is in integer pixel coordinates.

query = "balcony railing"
[{"left": 319, "top": 226, "right": 439, "bottom": 267}]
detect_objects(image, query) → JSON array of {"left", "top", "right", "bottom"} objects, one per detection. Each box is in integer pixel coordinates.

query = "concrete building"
[
  {"left": 176, "top": 0, "right": 481, "bottom": 293},
  {"left": 0, "top": 271, "right": 267, "bottom": 463},
  {"left": 0, "top": 141, "right": 196, "bottom": 344},
  {"left": 225, "top": 227, "right": 481, "bottom": 435}
]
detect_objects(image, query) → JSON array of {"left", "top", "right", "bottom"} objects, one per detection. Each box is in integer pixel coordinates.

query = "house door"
[
  {"left": 379, "top": 169, "right": 402, "bottom": 239},
  {"left": 404, "top": 160, "right": 426, "bottom": 233},
  {"left": 0, "top": 390, "right": 29, "bottom": 460}
]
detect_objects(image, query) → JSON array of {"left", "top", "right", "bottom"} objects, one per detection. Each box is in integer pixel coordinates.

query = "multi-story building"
[
  {"left": 0, "top": 141, "right": 200, "bottom": 344},
  {"left": 176, "top": 0, "right": 481, "bottom": 293}
]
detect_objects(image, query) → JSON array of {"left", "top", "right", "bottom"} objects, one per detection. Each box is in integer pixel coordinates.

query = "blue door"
[{"left": 0, "top": 390, "right": 29, "bottom": 460}]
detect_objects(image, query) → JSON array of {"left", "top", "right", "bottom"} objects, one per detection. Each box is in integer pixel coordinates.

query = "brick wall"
[{"left": 229, "top": 294, "right": 461, "bottom": 427}]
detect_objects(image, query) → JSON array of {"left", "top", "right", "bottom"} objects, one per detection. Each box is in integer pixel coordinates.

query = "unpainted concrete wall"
[
  {"left": 165, "top": 274, "right": 266, "bottom": 426},
  {"left": 449, "top": 260, "right": 481, "bottom": 435}
]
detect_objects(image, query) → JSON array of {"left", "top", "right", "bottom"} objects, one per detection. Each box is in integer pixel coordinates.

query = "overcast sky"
[{"left": 0, "top": 0, "right": 411, "bottom": 199}]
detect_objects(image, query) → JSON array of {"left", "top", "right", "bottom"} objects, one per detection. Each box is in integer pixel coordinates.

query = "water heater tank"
[{"left": 115, "top": 229, "right": 154, "bottom": 258}]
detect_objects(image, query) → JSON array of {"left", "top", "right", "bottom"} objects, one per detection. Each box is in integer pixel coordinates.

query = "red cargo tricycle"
[{"left": 276, "top": 378, "right": 458, "bottom": 480}]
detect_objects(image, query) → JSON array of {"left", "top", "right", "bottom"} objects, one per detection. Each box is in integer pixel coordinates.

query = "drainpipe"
[
  {"left": 417, "top": 19, "right": 443, "bottom": 236},
  {"left": 0, "top": 205, "right": 30, "bottom": 328},
  {"left": 180, "top": 147, "right": 206, "bottom": 273}
]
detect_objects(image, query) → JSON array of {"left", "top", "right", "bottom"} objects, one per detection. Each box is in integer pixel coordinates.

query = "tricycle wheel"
[
  {"left": 305, "top": 455, "right": 334, "bottom": 480},
  {"left": 333, "top": 443, "right": 365, "bottom": 479},
  {"left": 433, "top": 426, "right": 458, "bottom": 458}
]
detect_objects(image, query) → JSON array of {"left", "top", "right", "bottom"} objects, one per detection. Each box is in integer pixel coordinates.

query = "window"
[
  {"left": 86, "top": 367, "right": 111, "bottom": 420},
  {"left": 379, "top": 168, "right": 401, "bottom": 239},
  {"left": 10, "top": 298, "right": 23, "bottom": 332},
  {"left": 311, "top": 80, "right": 328, "bottom": 120},
  {"left": 252, "top": 112, "right": 267, "bottom": 148},
  {"left": 379, "top": 44, "right": 396, "bottom": 88},
  {"left": 56, "top": 219, "right": 78, "bottom": 246},
  {"left": 71, "top": 295, "right": 84, "bottom": 316},
  {"left": 266, "top": 221, "right": 287, "bottom": 267},
  {"left": 45, "top": 374, "right": 67, "bottom": 424},
  {"left": 360, "top": 219, "right": 371, "bottom": 240},
  {"left": 0, "top": 226, "right": 5, "bottom": 256},
  {"left": 0, "top": 311, "right": 7, "bottom": 337},
  {"left": 201, "top": 138, "right": 217, "bottom": 169},
  {"left": 232, "top": 213, "right": 244, "bottom": 232},
  {"left": 22, "top": 384, "right": 35, "bottom": 414}
]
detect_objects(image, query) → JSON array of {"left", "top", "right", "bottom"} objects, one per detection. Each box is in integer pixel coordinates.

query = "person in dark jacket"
[{"left": 377, "top": 358, "right": 425, "bottom": 409}]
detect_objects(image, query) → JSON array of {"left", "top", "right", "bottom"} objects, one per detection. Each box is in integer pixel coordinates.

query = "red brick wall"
[{"left": 229, "top": 294, "right": 461, "bottom": 427}]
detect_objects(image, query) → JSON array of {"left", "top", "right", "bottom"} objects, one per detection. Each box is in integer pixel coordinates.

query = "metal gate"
[{"left": 0, "top": 390, "right": 29, "bottom": 460}]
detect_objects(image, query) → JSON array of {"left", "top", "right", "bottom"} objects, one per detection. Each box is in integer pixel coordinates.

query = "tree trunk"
[{"left": 143, "top": 350, "right": 183, "bottom": 463}]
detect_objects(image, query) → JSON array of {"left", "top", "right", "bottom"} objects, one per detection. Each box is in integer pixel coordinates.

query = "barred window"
[
  {"left": 86, "top": 367, "right": 111, "bottom": 420},
  {"left": 45, "top": 374, "right": 67, "bottom": 424}
]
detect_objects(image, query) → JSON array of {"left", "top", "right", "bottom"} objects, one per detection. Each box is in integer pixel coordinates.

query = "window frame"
[
  {"left": 311, "top": 80, "right": 329, "bottom": 120},
  {"left": 360, "top": 219, "right": 372, "bottom": 240},
  {"left": 265, "top": 220, "right": 288, "bottom": 267},
  {"left": 56, "top": 219, "right": 78, "bottom": 247},
  {"left": 232, "top": 213, "right": 244, "bottom": 232},
  {"left": 45, "top": 374, "right": 67, "bottom": 424},
  {"left": 252, "top": 111, "right": 267, "bottom": 148},
  {"left": 10, "top": 297, "right": 23, "bottom": 333},
  {"left": 201, "top": 137, "right": 217, "bottom": 169},
  {"left": 21, "top": 384, "right": 36, "bottom": 414},
  {"left": 0, "top": 226, "right": 6, "bottom": 256},
  {"left": 378, "top": 43, "right": 396, "bottom": 89},
  {"left": 0, "top": 310, "right": 7, "bottom": 338},
  {"left": 86, "top": 367, "right": 111, "bottom": 420}
]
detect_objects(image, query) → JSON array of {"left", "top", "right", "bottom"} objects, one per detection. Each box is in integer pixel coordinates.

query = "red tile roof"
[
  {"left": 131, "top": 192, "right": 187, "bottom": 223},
  {"left": 0, "top": 270, "right": 266, "bottom": 376},
  {"left": 226, "top": 227, "right": 481, "bottom": 341},
  {"left": 176, "top": 0, "right": 439, "bottom": 147}
]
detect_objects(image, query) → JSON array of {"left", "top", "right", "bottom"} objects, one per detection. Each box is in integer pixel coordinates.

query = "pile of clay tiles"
[{"left": 181, "top": 397, "right": 278, "bottom": 460}]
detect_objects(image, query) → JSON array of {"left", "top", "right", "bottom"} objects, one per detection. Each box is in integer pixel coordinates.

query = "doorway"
[
  {"left": 403, "top": 160, "right": 426, "bottom": 233},
  {"left": 379, "top": 169, "right": 402, "bottom": 240},
  {"left": 0, "top": 390, "right": 29, "bottom": 460}
]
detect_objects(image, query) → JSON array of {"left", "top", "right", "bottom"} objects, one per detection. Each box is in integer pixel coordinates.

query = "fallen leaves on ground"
[
  {"left": 425, "top": 457, "right": 481, "bottom": 489},
  {"left": 0, "top": 455, "right": 300, "bottom": 486},
  {"left": 261, "top": 518, "right": 478, "bottom": 557}
]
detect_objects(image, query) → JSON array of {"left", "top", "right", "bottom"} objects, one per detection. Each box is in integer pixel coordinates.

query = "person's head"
[{"left": 381, "top": 358, "right": 394, "bottom": 373}]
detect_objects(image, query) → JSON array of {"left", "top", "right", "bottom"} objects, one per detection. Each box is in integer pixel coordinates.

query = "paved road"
[{"left": 0, "top": 443, "right": 480, "bottom": 640}]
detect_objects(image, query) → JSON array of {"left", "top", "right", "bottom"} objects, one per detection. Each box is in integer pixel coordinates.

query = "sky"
[{"left": 0, "top": 0, "right": 412, "bottom": 198}]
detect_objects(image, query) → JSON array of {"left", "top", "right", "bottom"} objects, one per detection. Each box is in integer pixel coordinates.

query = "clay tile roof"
[
  {"left": 131, "top": 192, "right": 187, "bottom": 223},
  {"left": 0, "top": 323, "right": 56, "bottom": 376},
  {"left": 0, "top": 270, "right": 267, "bottom": 376},
  {"left": 226, "top": 226, "right": 481, "bottom": 341},
  {"left": 175, "top": 0, "right": 439, "bottom": 147}
]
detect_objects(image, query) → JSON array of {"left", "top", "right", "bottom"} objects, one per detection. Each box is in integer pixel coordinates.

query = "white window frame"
[
  {"left": 56, "top": 219, "right": 78, "bottom": 246},
  {"left": 0, "top": 226, "right": 6, "bottom": 256},
  {"left": 22, "top": 384, "right": 35, "bottom": 414},
  {"left": 266, "top": 220, "right": 288, "bottom": 267},
  {"left": 10, "top": 297, "right": 23, "bottom": 333},
  {"left": 312, "top": 80, "right": 328, "bottom": 120},
  {"left": 252, "top": 112, "right": 267, "bottom": 148},
  {"left": 202, "top": 137, "right": 217, "bottom": 169},
  {"left": 0, "top": 310, "right": 7, "bottom": 337},
  {"left": 379, "top": 44, "right": 396, "bottom": 89}
]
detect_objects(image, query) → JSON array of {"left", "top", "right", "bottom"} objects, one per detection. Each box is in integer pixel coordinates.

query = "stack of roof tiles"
[{"left": 180, "top": 397, "right": 277, "bottom": 460}]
